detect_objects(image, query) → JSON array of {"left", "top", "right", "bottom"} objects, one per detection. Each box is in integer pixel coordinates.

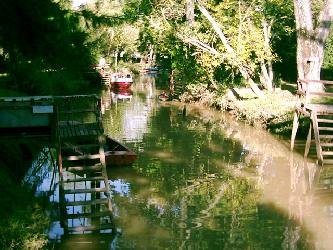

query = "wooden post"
[
  {"left": 304, "top": 122, "right": 312, "bottom": 157},
  {"left": 291, "top": 111, "right": 300, "bottom": 150},
  {"left": 311, "top": 111, "right": 323, "bottom": 165}
]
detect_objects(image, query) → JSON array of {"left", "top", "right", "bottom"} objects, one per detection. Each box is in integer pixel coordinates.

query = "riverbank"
[
  {"left": 178, "top": 82, "right": 310, "bottom": 139},
  {"left": 0, "top": 140, "right": 50, "bottom": 249}
]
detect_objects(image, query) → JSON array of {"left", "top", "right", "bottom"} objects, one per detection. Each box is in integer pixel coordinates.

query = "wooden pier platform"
[
  {"left": 0, "top": 94, "right": 116, "bottom": 235},
  {"left": 54, "top": 95, "right": 115, "bottom": 235}
]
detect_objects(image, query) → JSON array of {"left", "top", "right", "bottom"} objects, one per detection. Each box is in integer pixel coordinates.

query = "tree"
[
  {"left": 79, "top": 0, "right": 140, "bottom": 69},
  {"left": 194, "top": 1, "right": 265, "bottom": 97},
  {"left": 0, "top": 0, "right": 94, "bottom": 93},
  {"left": 294, "top": 0, "right": 333, "bottom": 89}
]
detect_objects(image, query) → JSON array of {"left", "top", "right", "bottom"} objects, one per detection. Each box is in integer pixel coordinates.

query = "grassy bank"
[
  {"left": 0, "top": 167, "right": 49, "bottom": 249},
  {"left": 0, "top": 140, "right": 51, "bottom": 249},
  {"left": 179, "top": 83, "right": 310, "bottom": 139}
]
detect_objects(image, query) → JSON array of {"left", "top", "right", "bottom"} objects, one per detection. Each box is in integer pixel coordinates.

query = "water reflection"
[
  {"left": 22, "top": 74, "right": 333, "bottom": 249},
  {"left": 99, "top": 76, "right": 333, "bottom": 249}
]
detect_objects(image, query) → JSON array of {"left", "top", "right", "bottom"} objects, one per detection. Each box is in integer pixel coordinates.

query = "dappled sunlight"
[
  {"left": 207, "top": 142, "right": 226, "bottom": 153},
  {"left": 32, "top": 75, "right": 333, "bottom": 248},
  {"left": 116, "top": 213, "right": 171, "bottom": 248},
  {"left": 119, "top": 216, "right": 149, "bottom": 235},
  {"left": 144, "top": 149, "right": 184, "bottom": 164}
]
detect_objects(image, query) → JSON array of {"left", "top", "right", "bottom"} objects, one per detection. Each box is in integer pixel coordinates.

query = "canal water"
[{"left": 32, "top": 74, "right": 333, "bottom": 249}]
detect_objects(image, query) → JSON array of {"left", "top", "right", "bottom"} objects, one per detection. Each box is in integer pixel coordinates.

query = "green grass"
[
  {"left": 179, "top": 83, "right": 312, "bottom": 138},
  {"left": 0, "top": 167, "right": 49, "bottom": 249}
]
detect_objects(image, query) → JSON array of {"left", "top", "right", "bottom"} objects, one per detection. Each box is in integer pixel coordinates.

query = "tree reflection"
[{"left": 105, "top": 94, "right": 314, "bottom": 249}]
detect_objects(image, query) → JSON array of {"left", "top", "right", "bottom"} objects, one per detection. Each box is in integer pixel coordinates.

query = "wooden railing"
[
  {"left": 291, "top": 79, "right": 333, "bottom": 165},
  {"left": 295, "top": 79, "right": 333, "bottom": 114}
]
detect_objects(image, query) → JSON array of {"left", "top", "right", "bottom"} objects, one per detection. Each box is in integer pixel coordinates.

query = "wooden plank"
[
  {"left": 319, "top": 135, "right": 333, "bottom": 139},
  {"left": 307, "top": 92, "right": 333, "bottom": 97},
  {"left": 322, "top": 151, "right": 333, "bottom": 156},
  {"left": 62, "top": 143, "right": 100, "bottom": 152},
  {"left": 66, "top": 164, "right": 103, "bottom": 172},
  {"left": 65, "top": 211, "right": 112, "bottom": 219},
  {"left": 59, "top": 109, "right": 97, "bottom": 114},
  {"left": 323, "top": 159, "right": 333, "bottom": 165},
  {"left": 64, "top": 154, "right": 101, "bottom": 161},
  {"left": 321, "top": 143, "right": 333, "bottom": 147},
  {"left": 64, "top": 176, "right": 104, "bottom": 183},
  {"left": 304, "top": 122, "right": 312, "bottom": 157},
  {"left": 291, "top": 111, "right": 300, "bottom": 150},
  {"left": 311, "top": 111, "right": 323, "bottom": 165},
  {"left": 299, "top": 79, "right": 333, "bottom": 85},
  {"left": 66, "top": 223, "right": 115, "bottom": 233},
  {"left": 317, "top": 118, "right": 333, "bottom": 123},
  {"left": 65, "top": 198, "right": 109, "bottom": 206},
  {"left": 64, "top": 187, "right": 108, "bottom": 194},
  {"left": 318, "top": 127, "right": 333, "bottom": 132},
  {"left": 305, "top": 104, "right": 333, "bottom": 113}
]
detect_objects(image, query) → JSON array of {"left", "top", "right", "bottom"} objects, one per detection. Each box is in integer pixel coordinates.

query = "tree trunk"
[
  {"left": 114, "top": 49, "right": 118, "bottom": 71},
  {"left": 169, "top": 69, "right": 175, "bottom": 95},
  {"left": 260, "top": 63, "right": 273, "bottom": 92},
  {"left": 186, "top": 0, "right": 195, "bottom": 27},
  {"left": 148, "top": 44, "right": 154, "bottom": 66},
  {"left": 196, "top": 1, "right": 265, "bottom": 98},
  {"left": 294, "top": 0, "right": 333, "bottom": 91},
  {"left": 260, "top": 20, "right": 273, "bottom": 92}
]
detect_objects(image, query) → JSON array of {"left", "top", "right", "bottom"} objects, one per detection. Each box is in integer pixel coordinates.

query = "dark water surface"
[{"left": 33, "top": 75, "right": 333, "bottom": 249}]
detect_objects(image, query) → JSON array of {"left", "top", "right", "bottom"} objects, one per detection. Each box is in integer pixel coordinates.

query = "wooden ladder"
[
  {"left": 304, "top": 111, "right": 333, "bottom": 166},
  {"left": 101, "top": 73, "right": 111, "bottom": 86},
  {"left": 58, "top": 135, "right": 115, "bottom": 235},
  {"left": 54, "top": 95, "right": 115, "bottom": 235},
  {"left": 291, "top": 79, "right": 333, "bottom": 166}
]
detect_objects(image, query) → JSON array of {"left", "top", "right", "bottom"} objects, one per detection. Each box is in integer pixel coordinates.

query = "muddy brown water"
[{"left": 30, "top": 75, "right": 333, "bottom": 249}]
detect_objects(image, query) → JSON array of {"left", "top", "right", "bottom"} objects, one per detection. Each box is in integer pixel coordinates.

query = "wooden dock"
[
  {"left": 0, "top": 96, "right": 54, "bottom": 137},
  {"left": 54, "top": 95, "right": 115, "bottom": 235},
  {"left": 0, "top": 94, "right": 116, "bottom": 237}
]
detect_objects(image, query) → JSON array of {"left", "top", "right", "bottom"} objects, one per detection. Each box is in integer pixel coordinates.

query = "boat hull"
[
  {"left": 111, "top": 73, "right": 133, "bottom": 89},
  {"left": 105, "top": 151, "right": 137, "bottom": 166},
  {"left": 158, "top": 94, "right": 169, "bottom": 101},
  {"left": 111, "top": 81, "right": 133, "bottom": 89},
  {"left": 104, "top": 137, "right": 137, "bottom": 167}
]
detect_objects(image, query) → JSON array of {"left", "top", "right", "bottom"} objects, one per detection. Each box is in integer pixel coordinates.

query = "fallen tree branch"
[
  {"left": 177, "top": 33, "right": 221, "bottom": 56},
  {"left": 195, "top": 0, "right": 265, "bottom": 98}
]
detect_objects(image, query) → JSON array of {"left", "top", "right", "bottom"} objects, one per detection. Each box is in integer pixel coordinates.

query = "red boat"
[
  {"left": 158, "top": 91, "right": 169, "bottom": 101},
  {"left": 110, "top": 72, "right": 133, "bottom": 89},
  {"left": 104, "top": 137, "right": 137, "bottom": 167},
  {"left": 111, "top": 89, "right": 133, "bottom": 102}
]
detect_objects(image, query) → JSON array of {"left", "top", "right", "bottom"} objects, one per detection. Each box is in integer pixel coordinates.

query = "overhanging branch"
[
  {"left": 195, "top": 0, "right": 265, "bottom": 97},
  {"left": 176, "top": 33, "right": 221, "bottom": 56}
]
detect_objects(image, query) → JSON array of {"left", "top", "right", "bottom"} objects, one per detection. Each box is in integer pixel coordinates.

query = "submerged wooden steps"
[
  {"left": 66, "top": 223, "right": 115, "bottom": 233},
  {"left": 58, "top": 138, "right": 115, "bottom": 235},
  {"left": 55, "top": 95, "right": 115, "bottom": 235},
  {"left": 63, "top": 187, "right": 108, "bottom": 194}
]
